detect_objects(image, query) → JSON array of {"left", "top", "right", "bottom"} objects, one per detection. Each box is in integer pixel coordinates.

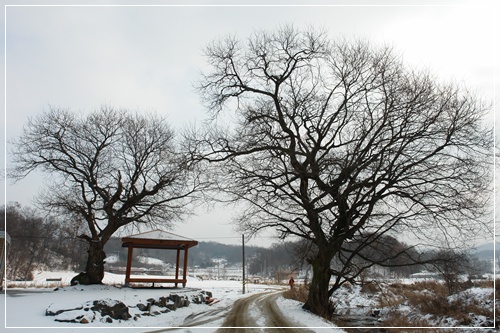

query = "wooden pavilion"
[{"left": 121, "top": 230, "right": 198, "bottom": 287}]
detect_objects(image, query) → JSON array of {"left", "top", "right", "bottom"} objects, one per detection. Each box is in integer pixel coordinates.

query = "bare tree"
[
  {"left": 427, "top": 249, "right": 469, "bottom": 295},
  {"left": 1, "top": 203, "right": 51, "bottom": 280},
  {"left": 11, "top": 106, "right": 204, "bottom": 284},
  {"left": 194, "top": 26, "right": 492, "bottom": 317}
]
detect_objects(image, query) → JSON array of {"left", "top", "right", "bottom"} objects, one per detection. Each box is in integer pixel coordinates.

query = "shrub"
[
  {"left": 383, "top": 312, "right": 448, "bottom": 333},
  {"left": 378, "top": 280, "right": 495, "bottom": 330},
  {"left": 282, "top": 284, "right": 309, "bottom": 303},
  {"left": 361, "top": 281, "right": 380, "bottom": 294}
]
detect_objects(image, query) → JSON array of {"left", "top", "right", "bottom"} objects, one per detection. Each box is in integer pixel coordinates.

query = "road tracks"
[
  {"left": 145, "top": 290, "right": 316, "bottom": 333},
  {"left": 216, "top": 290, "right": 315, "bottom": 333}
]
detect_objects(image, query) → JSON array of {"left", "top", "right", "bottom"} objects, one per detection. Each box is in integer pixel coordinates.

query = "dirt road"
[
  {"left": 147, "top": 290, "right": 316, "bottom": 332},
  {"left": 215, "top": 290, "right": 315, "bottom": 333}
]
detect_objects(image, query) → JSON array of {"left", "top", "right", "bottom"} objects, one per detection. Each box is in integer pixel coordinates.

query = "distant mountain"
[
  {"left": 473, "top": 242, "right": 499, "bottom": 252},
  {"left": 472, "top": 242, "right": 499, "bottom": 260}
]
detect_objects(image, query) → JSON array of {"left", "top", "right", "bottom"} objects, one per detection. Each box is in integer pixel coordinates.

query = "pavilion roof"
[{"left": 121, "top": 229, "right": 198, "bottom": 250}]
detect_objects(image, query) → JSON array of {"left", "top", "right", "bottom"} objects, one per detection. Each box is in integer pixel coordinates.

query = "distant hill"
[{"left": 472, "top": 242, "right": 499, "bottom": 260}]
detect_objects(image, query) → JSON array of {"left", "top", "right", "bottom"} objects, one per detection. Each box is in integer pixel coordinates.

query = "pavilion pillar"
[
  {"left": 175, "top": 248, "right": 181, "bottom": 287},
  {"left": 125, "top": 244, "right": 134, "bottom": 286},
  {"left": 182, "top": 246, "right": 189, "bottom": 287}
]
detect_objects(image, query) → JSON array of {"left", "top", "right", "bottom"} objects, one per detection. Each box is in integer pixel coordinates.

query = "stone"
[
  {"left": 191, "top": 295, "right": 204, "bottom": 304},
  {"left": 136, "top": 303, "right": 149, "bottom": 312},
  {"left": 157, "top": 296, "right": 169, "bottom": 307},
  {"left": 46, "top": 304, "right": 83, "bottom": 316},
  {"left": 91, "top": 299, "right": 131, "bottom": 320},
  {"left": 54, "top": 309, "right": 94, "bottom": 324},
  {"left": 169, "top": 294, "right": 180, "bottom": 306},
  {"left": 183, "top": 297, "right": 190, "bottom": 307},
  {"left": 169, "top": 294, "right": 190, "bottom": 308}
]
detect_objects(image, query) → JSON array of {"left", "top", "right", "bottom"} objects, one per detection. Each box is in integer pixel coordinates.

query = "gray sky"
[{"left": 2, "top": 1, "right": 498, "bottom": 246}]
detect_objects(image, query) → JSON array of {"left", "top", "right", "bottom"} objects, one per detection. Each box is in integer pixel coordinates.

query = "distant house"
[{"left": 0, "top": 231, "right": 11, "bottom": 290}]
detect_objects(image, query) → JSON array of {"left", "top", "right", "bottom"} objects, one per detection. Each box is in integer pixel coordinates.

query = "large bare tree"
[
  {"left": 11, "top": 106, "right": 204, "bottom": 284},
  {"left": 194, "top": 27, "right": 493, "bottom": 317}
]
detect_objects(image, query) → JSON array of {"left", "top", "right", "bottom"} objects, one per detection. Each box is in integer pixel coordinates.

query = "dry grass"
[
  {"left": 283, "top": 279, "right": 496, "bottom": 330},
  {"left": 360, "top": 281, "right": 380, "bottom": 294},
  {"left": 378, "top": 280, "right": 495, "bottom": 329},
  {"left": 382, "top": 312, "right": 450, "bottom": 333},
  {"left": 282, "top": 284, "right": 309, "bottom": 303},
  {"left": 473, "top": 279, "right": 494, "bottom": 289}
]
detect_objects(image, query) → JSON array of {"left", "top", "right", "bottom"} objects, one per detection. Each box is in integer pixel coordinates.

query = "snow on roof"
[{"left": 124, "top": 229, "right": 196, "bottom": 242}]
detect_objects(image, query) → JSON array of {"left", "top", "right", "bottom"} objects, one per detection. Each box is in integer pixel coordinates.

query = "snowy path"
[
  {"left": 217, "top": 290, "right": 316, "bottom": 332},
  {"left": 141, "top": 290, "right": 317, "bottom": 333}
]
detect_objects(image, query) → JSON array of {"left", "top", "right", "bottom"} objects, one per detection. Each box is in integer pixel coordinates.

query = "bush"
[
  {"left": 360, "top": 281, "right": 380, "bottom": 294},
  {"left": 283, "top": 284, "right": 309, "bottom": 303},
  {"left": 383, "top": 312, "right": 448, "bottom": 333},
  {"left": 378, "top": 280, "right": 495, "bottom": 329}
]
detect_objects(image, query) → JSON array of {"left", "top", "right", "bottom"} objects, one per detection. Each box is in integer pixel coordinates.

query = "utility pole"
[{"left": 242, "top": 234, "right": 246, "bottom": 294}]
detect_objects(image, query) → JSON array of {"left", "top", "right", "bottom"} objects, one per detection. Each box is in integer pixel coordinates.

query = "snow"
[
  {"left": 2, "top": 271, "right": 346, "bottom": 332},
  {"left": 137, "top": 256, "right": 167, "bottom": 267},
  {"left": 278, "top": 296, "right": 340, "bottom": 327},
  {"left": 5, "top": 271, "right": 492, "bottom": 331}
]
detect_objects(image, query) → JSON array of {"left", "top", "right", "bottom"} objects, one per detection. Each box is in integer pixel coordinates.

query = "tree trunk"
[
  {"left": 302, "top": 251, "right": 334, "bottom": 318},
  {"left": 71, "top": 240, "right": 106, "bottom": 285}
]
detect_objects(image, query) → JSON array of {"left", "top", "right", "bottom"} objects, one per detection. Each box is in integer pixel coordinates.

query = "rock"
[
  {"left": 136, "top": 303, "right": 149, "bottom": 312},
  {"left": 191, "top": 295, "right": 204, "bottom": 304},
  {"left": 192, "top": 295, "right": 199, "bottom": 304},
  {"left": 54, "top": 309, "right": 94, "bottom": 324},
  {"left": 46, "top": 303, "right": 83, "bottom": 316},
  {"left": 157, "top": 296, "right": 169, "bottom": 307},
  {"left": 169, "top": 294, "right": 180, "bottom": 305},
  {"left": 169, "top": 294, "right": 190, "bottom": 308},
  {"left": 183, "top": 298, "right": 190, "bottom": 307},
  {"left": 91, "top": 299, "right": 131, "bottom": 320}
]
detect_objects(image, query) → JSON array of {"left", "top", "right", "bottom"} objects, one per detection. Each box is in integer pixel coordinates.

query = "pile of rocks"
[
  {"left": 46, "top": 290, "right": 214, "bottom": 324},
  {"left": 46, "top": 299, "right": 130, "bottom": 324}
]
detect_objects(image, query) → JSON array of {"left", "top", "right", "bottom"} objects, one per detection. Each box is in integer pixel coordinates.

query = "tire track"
[
  {"left": 145, "top": 290, "right": 317, "bottom": 333},
  {"left": 217, "top": 290, "right": 315, "bottom": 333},
  {"left": 216, "top": 292, "right": 267, "bottom": 333}
]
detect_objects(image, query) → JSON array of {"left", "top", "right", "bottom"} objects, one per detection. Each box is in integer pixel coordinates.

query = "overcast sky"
[{"left": 2, "top": 1, "right": 498, "bottom": 246}]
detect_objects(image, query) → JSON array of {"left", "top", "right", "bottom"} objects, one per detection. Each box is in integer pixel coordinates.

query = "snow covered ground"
[{"left": 2, "top": 271, "right": 346, "bottom": 332}]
